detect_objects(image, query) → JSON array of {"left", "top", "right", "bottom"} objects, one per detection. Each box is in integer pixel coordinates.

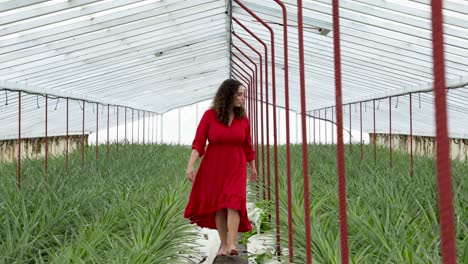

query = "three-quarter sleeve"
[
  {"left": 242, "top": 119, "right": 255, "bottom": 162},
  {"left": 192, "top": 109, "right": 211, "bottom": 157}
]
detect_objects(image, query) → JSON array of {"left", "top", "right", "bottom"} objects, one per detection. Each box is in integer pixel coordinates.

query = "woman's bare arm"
[{"left": 186, "top": 149, "right": 200, "bottom": 182}]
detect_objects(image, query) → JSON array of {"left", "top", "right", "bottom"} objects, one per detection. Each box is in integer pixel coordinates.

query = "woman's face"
[{"left": 233, "top": 86, "right": 245, "bottom": 108}]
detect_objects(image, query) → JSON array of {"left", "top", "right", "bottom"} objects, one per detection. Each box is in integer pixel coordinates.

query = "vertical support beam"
[
  {"left": 431, "top": 1, "right": 456, "bottom": 262},
  {"left": 45, "top": 95, "right": 49, "bottom": 174},
  {"left": 332, "top": 1, "right": 350, "bottom": 262},
  {"left": 332, "top": 107, "right": 335, "bottom": 144},
  {"left": 82, "top": 100, "right": 85, "bottom": 166},
  {"left": 107, "top": 105, "right": 110, "bottom": 159},
  {"left": 269, "top": 1, "right": 293, "bottom": 260},
  {"left": 137, "top": 110, "right": 140, "bottom": 144},
  {"left": 233, "top": 18, "right": 270, "bottom": 189},
  {"left": 66, "top": 98, "right": 69, "bottom": 175},
  {"left": 18, "top": 91, "right": 22, "bottom": 190},
  {"left": 325, "top": 108, "right": 328, "bottom": 144},
  {"left": 373, "top": 100, "right": 376, "bottom": 163},
  {"left": 349, "top": 104, "right": 352, "bottom": 151},
  {"left": 360, "top": 102, "right": 363, "bottom": 160},
  {"left": 125, "top": 107, "right": 127, "bottom": 156},
  {"left": 313, "top": 111, "right": 316, "bottom": 144},
  {"left": 389, "top": 97, "right": 392, "bottom": 168},
  {"left": 318, "top": 109, "right": 321, "bottom": 144},
  {"left": 410, "top": 94, "right": 413, "bottom": 177},
  {"left": 232, "top": 7, "right": 280, "bottom": 255},
  {"left": 161, "top": 113, "right": 164, "bottom": 144},
  {"left": 298, "top": 0, "right": 312, "bottom": 261},
  {"left": 232, "top": 31, "right": 266, "bottom": 205},
  {"left": 96, "top": 103, "right": 99, "bottom": 160},
  {"left": 117, "top": 106, "right": 119, "bottom": 158}
]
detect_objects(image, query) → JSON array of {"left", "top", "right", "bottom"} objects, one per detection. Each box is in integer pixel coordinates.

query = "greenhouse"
[{"left": 0, "top": 0, "right": 467, "bottom": 263}]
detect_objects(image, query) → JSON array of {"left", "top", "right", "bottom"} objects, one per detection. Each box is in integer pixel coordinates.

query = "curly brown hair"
[{"left": 212, "top": 79, "right": 246, "bottom": 126}]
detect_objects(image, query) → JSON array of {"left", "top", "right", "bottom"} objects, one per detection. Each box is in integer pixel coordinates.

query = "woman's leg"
[
  {"left": 227, "top": 208, "right": 240, "bottom": 251},
  {"left": 215, "top": 209, "right": 228, "bottom": 255}
]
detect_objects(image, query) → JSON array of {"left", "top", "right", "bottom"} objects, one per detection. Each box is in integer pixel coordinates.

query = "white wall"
[{"left": 89, "top": 99, "right": 364, "bottom": 146}]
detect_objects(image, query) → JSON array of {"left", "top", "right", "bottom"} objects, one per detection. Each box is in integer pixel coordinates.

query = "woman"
[{"left": 184, "top": 79, "right": 257, "bottom": 256}]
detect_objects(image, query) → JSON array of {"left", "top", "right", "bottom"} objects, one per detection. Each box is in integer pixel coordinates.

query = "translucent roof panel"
[
  {"left": 0, "top": 0, "right": 231, "bottom": 113},
  {"left": 1, "top": 0, "right": 467, "bottom": 140},
  {"left": 231, "top": 0, "right": 468, "bottom": 138}
]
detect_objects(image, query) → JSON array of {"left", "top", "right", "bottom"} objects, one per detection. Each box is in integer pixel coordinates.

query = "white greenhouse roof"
[{"left": 0, "top": 0, "right": 467, "bottom": 140}]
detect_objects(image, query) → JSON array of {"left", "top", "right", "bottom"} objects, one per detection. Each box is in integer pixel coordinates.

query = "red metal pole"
[
  {"left": 268, "top": 1, "right": 293, "bottom": 260},
  {"left": 132, "top": 109, "right": 134, "bottom": 144},
  {"left": 18, "top": 91, "right": 21, "bottom": 190},
  {"left": 360, "top": 102, "right": 363, "bottom": 160},
  {"left": 66, "top": 97, "right": 69, "bottom": 175},
  {"left": 332, "top": 0, "right": 350, "bottom": 262},
  {"left": 232, "top": 17, "right": 272, "bottom": 210},
  {"left": 232, "top": 61, "right": 253, "bottom": 86},
  {"left": 82, "top": 100, "right": 85, "bottom": 167},
  {"left": 232, "top": 69, "right": 251, "bottom": 91},
  {"left": 431, "top": 1, "right": 456, "bottom": 262},
  {"left": 232, "top": 48, "right": 261, "bottom": 198},
  {"left": 410, "top": 94, "right": 413, "bottom": 177},
  {"left": 232, "top": 53, "right": 255, "bottom": 90},
  {"left": 96, "top": 103, "right": 99, "bottom": 160},
  {"left": 232, "top": 44, "right": 259, "bottom": 159},
  {"left": 45, "top": 95, "right": 49, "bottom": 175},
  {"left": 373, "top": 100, "right": 376, "bottom": 163},
  {"left": 389, "top": 97, "right": 392, "bottom": 168},
  {"left": 232, "top": 4, "right": 281, "bottom": 255},
  {"left": 232, "top": 32, "right": 266, "bottom": 203},
  {"left": 298, "top": 0, "right": 312, "bottom": 262}
]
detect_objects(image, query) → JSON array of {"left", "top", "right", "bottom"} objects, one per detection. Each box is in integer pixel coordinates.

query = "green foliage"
[
  {"left": 0, "top": 144, "right": 198, "bottom": 263},
  {"left": 267, "top": 144, "right": 467, "bottom": 263}
]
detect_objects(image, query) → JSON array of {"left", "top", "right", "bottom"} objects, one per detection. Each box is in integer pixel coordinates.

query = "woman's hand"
[
  {"left": 249, "top": 167, "right": 258, "bottom": 182},
  {"left": 186, "top": 166, "right": 195, "bottom": 182},
  {"left": 186, "top": 150, "right": 200, "bottom": 182}
]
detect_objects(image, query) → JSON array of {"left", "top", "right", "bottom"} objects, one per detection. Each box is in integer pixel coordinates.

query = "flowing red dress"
[{"left": 184, "top": 108, "right": 255, "bottom": 232}]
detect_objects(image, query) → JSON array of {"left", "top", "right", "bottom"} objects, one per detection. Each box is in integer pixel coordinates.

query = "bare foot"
[
  {"left": 228, "top": 247, "right": 239, "bottom": 256},
  {"left": 217, "top": 245, "right": 228, "bottom": 256}
]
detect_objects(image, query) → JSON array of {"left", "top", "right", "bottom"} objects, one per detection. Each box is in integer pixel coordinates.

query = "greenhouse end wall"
[
  {"left": 370, "top": 133, "right": 468, "bottom": 161},
  {"left": 0, "top": 135, "right": 88, "bottom": 163}
]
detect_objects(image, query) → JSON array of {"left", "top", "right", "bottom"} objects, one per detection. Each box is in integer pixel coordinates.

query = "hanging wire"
[
  {"left": 395, "top": 96, "right": 399, "bottom": 108},
  {"left": 36, "top": 94, "right": 40, "bottom": 109},
  {"left": 5, "top": 91, "right": 8, "bottom": 105},
  {"left": 78, "top": 100, "right": 83, "bottom": 111},
  {"left": 377, "top": 99, "right": 381, "bottom": 110}
]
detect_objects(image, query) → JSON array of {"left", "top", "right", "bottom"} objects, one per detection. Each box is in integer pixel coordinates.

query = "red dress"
[{"left": 184, "top": 108, "right": 255, "bottom": 232}]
